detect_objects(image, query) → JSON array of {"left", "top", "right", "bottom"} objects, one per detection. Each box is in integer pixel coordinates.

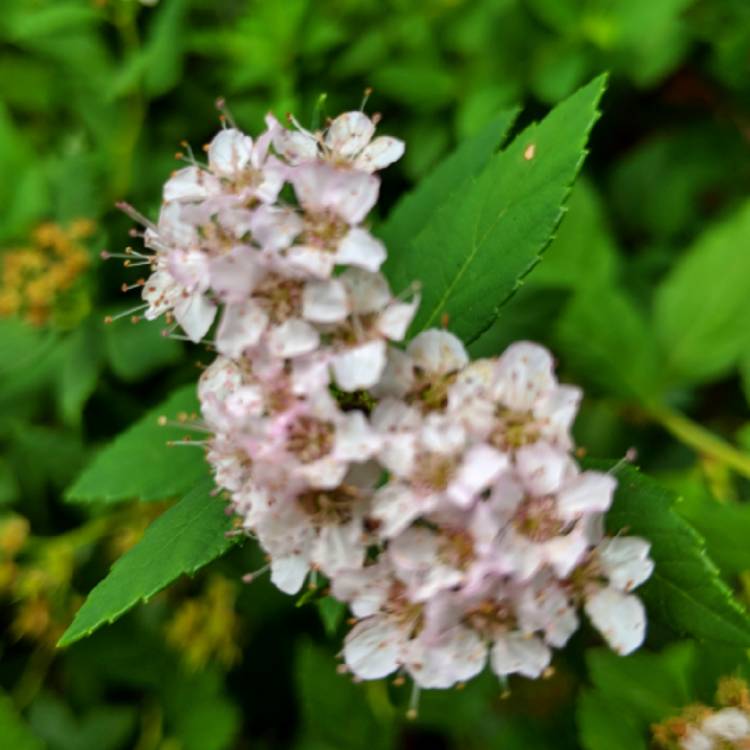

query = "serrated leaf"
[
  {"left": 386, "top": 74, "right": 606, "bottom": 343},
  {"left": 379, "top": 106, "right": 520, "bottom": 257},
  {"left": 598, "top": 462, "right": 750, "bottom": 646},
  {"left": 0, "top": 690, "right": 43, "bottom": 750},
  {"left": 66, "top": 384, "right": 209, "bottom": 503},
  {"left": 654, "top": 200, "right": 750, "bottom": 385},
  {"left": 58, "top": 479, "right": 235, "bottom": 647},
  {"left": 577, "top": 689, "right": 645, "bottom": 750}
]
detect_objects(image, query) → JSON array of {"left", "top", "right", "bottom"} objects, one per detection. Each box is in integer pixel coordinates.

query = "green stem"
[{"left": 645, "top": 403, "right": 750, "bottom": 479}]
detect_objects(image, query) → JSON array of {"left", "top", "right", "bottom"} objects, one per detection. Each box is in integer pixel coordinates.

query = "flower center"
[
  {"left": 411, "top": 452, "right": 457, "bottom": 492},
  {"left": 254, "top": 275, "right": 303, "bottom": 325},
  {"left": 513, "top": 495, "right": 566, "bottom": 542},
  {"left": 286, "top": 416, "right": 334, "bottom": 463},
  {"left": 302, "top": 212, "right": 347, "bottom": 251},
  {"left": 298, "top": 483, "right": 360, "bottom": 524},
  {"left": 490, "top": 408, "right": 542, "bottom": 450}
]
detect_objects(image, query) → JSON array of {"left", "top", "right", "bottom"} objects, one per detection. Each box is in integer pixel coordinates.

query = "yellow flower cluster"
[
  {"left": 165, "top": 575, "right": 242, "bottom": 671},
  {"left": 0, "top": 220, "right": 94, "bottom": 326}
]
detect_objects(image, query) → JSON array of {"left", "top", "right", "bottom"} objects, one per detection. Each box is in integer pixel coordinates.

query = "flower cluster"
[{"left": 120, "top": 107, "right": 654, "bottom": 695}]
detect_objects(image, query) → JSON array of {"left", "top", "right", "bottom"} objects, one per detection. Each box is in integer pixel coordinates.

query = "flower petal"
[
  {"left": 344, "top": 616, "right": 403, "bottom": 680},
  {"left": 336, "top": 228, "right": 387, "bottom": 272},
  {"left": 332, "top": 340, "right": 386, "bottom": 391},
  {"left": 490, "top": 633, "right": 551, "bottom": 679},
  {"left": 302, "top": 279, "right": 349, "bottom": 323},
  {"left": 354, "top": 136, "right": 405, "bottom": 172},
  {"left": 584, "top": 587, "right": 646, "bottom": 655}
]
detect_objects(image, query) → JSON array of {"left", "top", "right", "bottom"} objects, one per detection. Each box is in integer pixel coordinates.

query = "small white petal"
[
  {"left": 408, "top": 329, "right": 468, "bottom": 376},
  {"left": 490, "top": 633, "right": 551, "bottom": 679},
  {"left": 494, "top": 341, "right": 556, "bottom": 412},
  {"left": 332, "top": 340, "right": 386, "bottom": 391},
  {"left": 270, "top": 554, "right": 309, "bottom": 594},
  {"left": 325, "top": 111, "right": 375, "bottom": 157},
  {"left": 174, "top": 292, "right": 217, "bottom": 342},
  {"left": 585, "top": 587, "right": 646, "bottom": 655},
  {"left": 335, "top": 411, "right": 380, "bottom": 462},
  {"left": 597, "top": 536, "right": 654, "bottom": 592},
  {"left": 315, "top": 520, "right": 366, "bottom": 575},
  {"left": 336, "top": 228, "right": 387, "bottom": 272},
  {"left": 268, "top": 319, "right": 320, "bottom": 358},
  {"left": 302, "top": 279, "right": 349, "bottom": 323},
  {"left": 354, "top": 136, "right": 405, "bottom": 172},
  {"left": 377, "top": 298, "right": 419, "bottom": 341},
  {"left": 163, "top": 166, "right": 220, "bottom": 202},
  {"left": 447, "top": 444, "right": 509, "bottom": 507},
  {"left": 371, "top": 483, "right": 422, "bottom": 538},
  {"left": 210, "top": 247, "right": 265, "bottom": 302},
  {"left": 215, "top": 303, "right": 268, "bottom": 358},
  {"left": 344, "top": 616, "right": 403, "bottom": 680},
  {"left": 285, "top": 245, "right": 336, "bottom": 278},
  {"left": 250, "top": 205, "right": 303, "bottom": 251},
  {"left": 208, "top": 128, "right": 254, "bottom": 177},
  {"left": 339, "top": 267, "right": 391, "bottom": 313},
  {"left": 702, "top": 707, "right": 750, "bottom": 740},
  {"left": 557, "top": 471, "right": 616, "bottom": 521}
]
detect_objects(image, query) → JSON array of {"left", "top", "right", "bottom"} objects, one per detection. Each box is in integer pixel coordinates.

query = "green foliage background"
[{"left": 1, "top": 0, "right": 749, "bottom": 748}]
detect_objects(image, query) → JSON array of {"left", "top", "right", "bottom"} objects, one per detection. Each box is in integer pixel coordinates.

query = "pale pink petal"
[
  {"left": 285, "top": 245, "right": 336, "bottom": 278},
  {"left": 354, "top": 136, "right": 405, "bottom": 172},
  {"left": 377, "top": 298, "right": 419, "bottom": 341},
  {"left": 250, "top": 205, "right": 303, "bottom": 251},
  {"left": 209, "top": 246, "right": 265, "bottom": 302},
  {"left": 327, "top": 169, "right": 380, "bottom": 225},
  {"left": 682, "top": 729, "right": 715, "bottom": 750},
  {"left": 515, "top": 442, "right": 572, "bottom": 497},
  {"left": 296, "top": 456, "right": 349, "bottom": 489},
  {"left": 334, "top": 411, "right": 380, "bottom": 462},
  {"left": 254, "top": 155, "right": 286, "bottom": 204},
  {"left": 557, "top": 471, "right": 616, "bottom": 521},
  {"left": 371, "top": 483, "right": 422, "bottom": 538},
  {"left": 272, "top": 125, "right": 318, "bottom": 165},
  {"left": 597, "top": 536, "right": 653, "bottom": 592},
  {"left": 268, "top": 319, "right": 320, "bottom": 358},
  {"left": 142, "top": 270, "right": 179, "bottom": 319},
  {"left": 336, "top": 228, "right": 386, "bottom": 272},
  {"left": 544, "top": 384, "right": 582, "bottom": 447},
  {"left": 494, "top": 341, "right": 555, "bottom": 412},
  {"left": 378, "top": 432, "right": 416, "bottom": 477},
  {"left": 163, "top": 166, "right": 221, "bottom": 202},
  {"left": 408, "top": 329, "right": 468, "bottom": 376},
  {"left": 409, "top": 627, "right": 486, "bottom": 689},
  {"left": 291, "top": 353, "right": 331, "bottom": 395},
  {"left": 174, "top": 292, "right": 217, "bottom": 342},
  {"left": 344, "top": 616, "right": 403, "bottom": 680},
  {"left": 314, "top": 519, "right": 366, "bottom": 575},
  {"left": 325, "top": 111, "right": 375, "bottom": 157},
  {"left": 339, "top": 268, "right": 391, "bottom": 313},
  {"left": 543, "top": 528, "right": 589, "bottom": 579},
  {"left": 447, "top": 443, "right": 509, "bottom": 507},
  {"left": 208, "top": 128, "right": 254, "bottom": 177},
  {"left": 490, "top": 633, "right": 550, "bottom": 679},
  {"left": 302, "top": 279, "right": 349, "bottom": 323},
  {"left": 370, "top": 347, "right": 415, "bottom": 398},
  {"left": 270, "top": 553, "right": 309, "bottom": 594},
  {"left": 584, "top": 587, "right": 646, "bottom": 655},
  {"left": 216, "top": 302, "right": 268, "bottom": 358},
  {"left": 332, "top": 340, "right": 386, "bottom": 391},
  {"left": 331, "top": 563, "right": 392, "bottom": 617}
]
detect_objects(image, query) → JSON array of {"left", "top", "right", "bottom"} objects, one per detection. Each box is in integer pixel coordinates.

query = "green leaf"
[
  {"left": 58, "top": 479, "right": 236, "bottom": 647},
  {"left": 143, "top": 0, "right": 188, "bottom": 96},
  {"left": 599, "top": 463, "right": 750, "bottom": 646},
  {"left": 379, "top": 106, "right": 520, "bottom": 258},
  {"left": 316, "top": 596, "right": 346, "bottom": 637},
  {"left": 555, "top": 285, "right": 661, "bottom": 399},
  {"left": 676, "top": 488, "right": 750, "bottom": 576},
  {"left": 66, "top": 384, "right": 210, "bottom": 503},
  {"left": 388, "top": 74, "right": 606, "bottom": 343},
  {"left": 0, "top": 690, "right": 44, "bottom": 750},
  {"left": 577, "top": 689, "right": 646, "bottom": 750},
  {"left": 295, "top": 640, "right": 395, "bottom": 750},
  {"left": 105, "top": 318, "right": 182, "bottom": 382},
  {"left": 654, "top": 200, "right": 750, "bottom": 385},
  {"left": 57, "top": 319, "right": 102, "bottom": 427}
]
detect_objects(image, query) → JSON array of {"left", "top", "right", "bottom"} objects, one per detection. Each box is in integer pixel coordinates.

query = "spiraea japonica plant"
[{"left": 58, "top": 76, "right": 750, "bottom": 724}]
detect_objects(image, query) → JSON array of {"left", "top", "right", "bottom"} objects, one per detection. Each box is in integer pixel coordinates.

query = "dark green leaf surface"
[
  {"left": 105, "top": 317, "right": 182, "bottom": 382},
  {"left": 599, "top": 463, "right": 750, "bottom": 646},
  {"left": 58, "top": 479, "right": 236, "bottom": 647},
  {"left": 0, "top": 691, "right": 43, "bottom": 750},
  {"left": 388, "top": 74, "right": 606, "bottom": 342},
  {"left": 66, "top": 384, "right": 209, "bottom": 503},
  {"left": 654, "top": 199, "right": 750, "bottom": 385}
]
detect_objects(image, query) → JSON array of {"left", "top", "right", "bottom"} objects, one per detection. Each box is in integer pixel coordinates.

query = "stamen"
[
  {"left": 242, "top": 564, "right": 270, "bottom": 584},
  {"left": 215, "top": 97, "right": 238, "bottom": 129},
  {"left": 166, "top": 439, "right": 210, "bottom": 447},
  {"left": 359, "top": 87, "right": 373, "bottom": 112},
  {"left": 115, "top": 201, "right": 157, "bottom": 232},
  {"left": 608, "top": 447, "right": 638, "bottom": 475},
  {"left": 406, "top": 682, "right": 420, "bottom": 720},
  {"left": 103, "top": 303, "right": 148, "bottom": 323}
]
